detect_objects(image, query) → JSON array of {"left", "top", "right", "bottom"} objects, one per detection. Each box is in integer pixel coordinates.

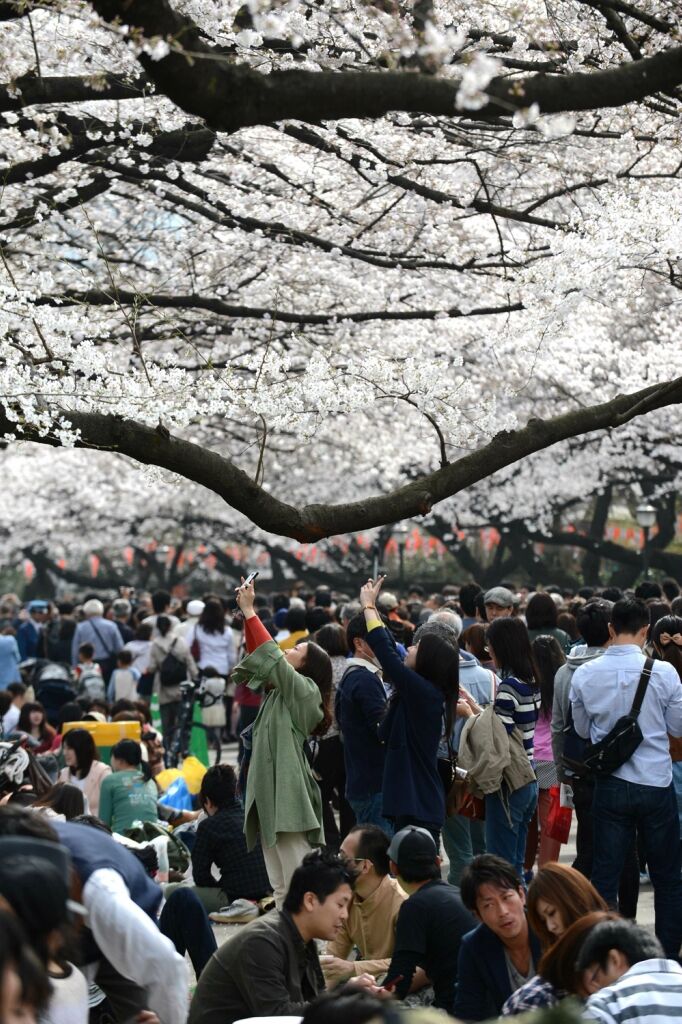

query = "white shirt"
[
  {"left": 82, "top": 868, "right": 188, "bottom": 1024},
  {"left": 41, "top": 962, "right": 88, "bottom": 1024},
  {"left": 190, "top": 624, "right": 237, "bottom": 676},
  {"left": 2, "top": 703, "right": 20, "bottom": 735},
  {"left": 583, "top": 958, "right": 682, "bottom": 1023},
  {"left": 570, "top": 645, "right": 682, "bottom": 788}
]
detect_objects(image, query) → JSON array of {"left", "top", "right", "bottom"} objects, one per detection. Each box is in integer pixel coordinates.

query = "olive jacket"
[{"left": 233, "top": 640, "right": 324, "bottom": 850}]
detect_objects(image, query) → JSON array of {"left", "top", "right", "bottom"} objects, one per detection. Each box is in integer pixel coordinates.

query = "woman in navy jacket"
[{"left": 360, "top": 577, "right": 459, "bottom": 845}]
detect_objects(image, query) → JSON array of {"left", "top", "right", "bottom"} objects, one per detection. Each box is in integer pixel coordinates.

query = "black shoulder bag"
[{"left": 578, "top": 657, "right": 654, "bottom": 778}]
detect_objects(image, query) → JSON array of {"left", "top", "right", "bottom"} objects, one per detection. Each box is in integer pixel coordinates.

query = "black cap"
[{"left": 387, "top": 826, "right": 437, "bottom": 874}]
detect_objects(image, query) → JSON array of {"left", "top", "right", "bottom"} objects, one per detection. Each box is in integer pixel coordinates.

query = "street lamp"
[
  {"left": 394, "top": 522, "right": 409, "bottom": 595},
  {"left": 635, "top": 503, "right": 657, "bottom": 579}
]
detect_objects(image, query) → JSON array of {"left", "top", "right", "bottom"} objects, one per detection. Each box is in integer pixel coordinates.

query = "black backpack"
[
  {"left": 159, "top": 639, "right": 187, "bottom": 688},
  {"left": 562, "top": 658, "right": 653, "bottom": 779}
]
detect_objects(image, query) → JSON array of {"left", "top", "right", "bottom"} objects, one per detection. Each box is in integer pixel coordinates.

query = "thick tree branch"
[
  {"left": 0, "top": 73, "right": 151, "bottom": 113},
  {"left": 87, "top": 0, "right": 682, "bottom": 131},
  {"left": 2, "top": 374, "right": 682, "bottom": 542}
]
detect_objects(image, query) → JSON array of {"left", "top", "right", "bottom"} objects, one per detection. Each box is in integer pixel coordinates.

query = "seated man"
[
  {"left": 382, "top": 826, "right": 476, "bottom": 1016},
  {"left": 323, "top": 824, "right": 407, "bottom": 986},
  {"left": 189, "top": 849, "right": 377, "bottom": 1024},
  {"left": 454, "top": 854, "right": 541, "bottom": 1021},
  {"left": 174, "top": 763, "right": 271, "bottom": 914},
  {"left": 577, "top": 917, "right": 682, "bottom": 1023}
]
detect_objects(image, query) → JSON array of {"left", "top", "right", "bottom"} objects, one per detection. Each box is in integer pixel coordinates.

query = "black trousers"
[
  {"left": 159, "top": 888, "right": 218, "bottom": 977},
  {"left": 315, "top": 735, "right": 355, "bottom": 849}
]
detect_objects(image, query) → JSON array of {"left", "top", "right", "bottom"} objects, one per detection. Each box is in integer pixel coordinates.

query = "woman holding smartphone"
[{"left": 233, "top": 574, "right": 333, "bottom": 907}]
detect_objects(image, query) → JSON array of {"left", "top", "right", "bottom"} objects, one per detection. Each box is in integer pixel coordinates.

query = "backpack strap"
[
  {"left": 630, "top": 657, "right": 654, "bottom": 719},
  {"left": 89, "top": 620, "right": 113, "bottom": 657},
  {"left": 489, "top": 670, "right": 497, "bottom": 704}
]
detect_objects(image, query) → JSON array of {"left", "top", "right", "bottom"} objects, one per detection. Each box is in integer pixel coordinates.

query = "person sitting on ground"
[
  {"left": 0, "top": 906, "right": 51, "bottom": 1023},
  {"left": 188, "top": 849, "right": 380, "bottom": 1024},
  {"left": 501, "top": 862, "right": 607, "bottom": 1015},
  {"left": 98, "top": 739, "right": 158, "bottom": 834},
  {"left": 454, "top": 854, "right": 542, "bottom": 1021},
  {"left": 107, "top": 649, "right": 141, "bottom": 703},
  {"left": 576, "top": 916, "right": 682, "bottom": 1023},
  {"left": 381, "top": 825, "right": 475, "bottom": 1015},
  {"left": 0, "top": 805, "right": 186, "bottom": 1024},
  {"left": 58, "top": 727, "right": 111, "bottom": 818},
  {"left": 32, "top": 782, "right": 86, "bottom": 821},
  {"left": 16, "top": 700, "right": 56, "bottom": 753},
  {"left": 165, "top": 763, "right": 270, "bottom": 915},
  {"left": 323, "top": 824, "right": 407, "bottom": 987},
  {"left": 2, "top": 682, "right": 27, "bottom": 736}
]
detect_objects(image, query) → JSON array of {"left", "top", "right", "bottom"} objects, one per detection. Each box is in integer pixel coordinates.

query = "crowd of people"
[{"left": 0, "top": 572, "right": 682, "bottom": 1024}]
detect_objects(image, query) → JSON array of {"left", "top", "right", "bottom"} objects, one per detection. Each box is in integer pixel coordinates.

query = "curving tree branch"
[
  {"left": 2, "top": 374, "right": 682, "bottom": 542},
  {"left": 87, "top": 0, "right": 682, "bottom": 132}
]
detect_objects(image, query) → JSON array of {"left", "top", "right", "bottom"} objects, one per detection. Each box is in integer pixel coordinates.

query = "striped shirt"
[
  {"left": 584, "top": 959, "right": 682, "bottom": 1024},
  {"left": 494, "top": 676, "right": 539, "bottom": 760}
]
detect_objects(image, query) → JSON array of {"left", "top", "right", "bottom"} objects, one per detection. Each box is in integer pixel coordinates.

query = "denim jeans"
[
  {"left": 592, "top": 776, "right": 682, "bottom": 958},
  {"left": 485, "top": 781, "right": 538, "bottom": 882},
  {"left": 442, "top": 813, "right": 486, "bottom": 887},
  {"left": 348, "top": 793, "right": 393, "bottom": 834}
]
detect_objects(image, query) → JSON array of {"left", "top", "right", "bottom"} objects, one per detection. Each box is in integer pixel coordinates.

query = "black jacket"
[
  {"left": 454, "top": 921, "right": 542, "bottom": 1021},
  {"left": 188, "top": 909, "right": 324, "bottom": 1024}
]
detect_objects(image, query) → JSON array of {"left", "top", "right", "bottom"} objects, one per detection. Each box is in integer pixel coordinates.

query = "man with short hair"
[
  {"left": 483, "top": 587, "right": 515, "bottom": 621},
  {"left": 383, "top": 826, "right": 475, "bottom": 1015},
  {"left": 577, "top": 918, "right": 682, "bottom": 1024},
  {"left": 144, "top": 589, "right": 180, "bottom": 638},
  {"left": 454, "top": 854, "right": 541, "bottom": 1021},
  {"left": 112, "top": 598, "right": 134, "bottom": 643},
  {"left": 169, "top": 763, "right": 270, "bottom": 915},
  {"left": 335, "top": 613, "right": 389, "bottom": 830},
  {"left": 459, "top": 583, "right": 483, "bottom": 630},
  {"left": 323, "top": 824, "right": 406, "bottom": 986},
  {"left": 189, "top": 850, "right": 375, "bottom": 1024},
  {"left": 16, "top": 599, "right": 49, "bottom": 660},
  {"left": 71, "top": 599, "right": 123, "bottom": 680},
  {"left": 570, "top": 597, "right": 682, "bottom": 958}
]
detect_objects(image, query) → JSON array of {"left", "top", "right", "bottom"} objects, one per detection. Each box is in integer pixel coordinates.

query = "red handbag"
[{"left": 545, "top": 785, "right": 572, "bottom": 843}]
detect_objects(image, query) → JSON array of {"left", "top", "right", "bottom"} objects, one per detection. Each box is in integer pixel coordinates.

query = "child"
[
  {"left": 76, "top": 643, "right": 105, "bottom": 701},
  {"left": 107, "top": 649, "right": 141, "bottom": 702}
]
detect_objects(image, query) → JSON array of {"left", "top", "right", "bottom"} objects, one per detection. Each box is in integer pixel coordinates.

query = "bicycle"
[{"left": 165, "top": 674, "right": 225, "bottom": 768}]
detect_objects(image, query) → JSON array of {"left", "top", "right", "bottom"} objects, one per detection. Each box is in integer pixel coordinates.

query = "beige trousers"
[{"left": 262, "top": 832, "right": 313, "bottom": 909}]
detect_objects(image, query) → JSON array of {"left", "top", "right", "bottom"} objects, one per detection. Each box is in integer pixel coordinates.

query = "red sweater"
[{"left": 237, "top": 616, "right": 271, "bottom": 707}]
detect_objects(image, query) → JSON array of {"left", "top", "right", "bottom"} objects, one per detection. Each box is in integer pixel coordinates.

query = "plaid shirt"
[
  {"left": 501, "top": 975, "right": 561, "bottom": 1016},
  {"left": 192, "top": 803, "right": 271, "bottom": 901}
]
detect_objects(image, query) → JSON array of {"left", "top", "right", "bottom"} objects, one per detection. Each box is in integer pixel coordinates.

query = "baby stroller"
[{"left": 28, "top": 660, "right": 77, "bottom": 727}]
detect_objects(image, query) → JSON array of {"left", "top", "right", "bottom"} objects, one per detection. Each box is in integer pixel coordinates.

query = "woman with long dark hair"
[
  {"left": 234, "top": 577, "right": 333, "bottom": 907},
  {"left": 523, "top": 635, "right": 567, "bottom": 872},
  {"left": 17, "top": 701, "right": 56, "bottom": 754},
  {"left": 58, "top": 727, "right": 110, "bottom": 817},
  {"left": 359, "top": 577, "right": 458, "bottom": 846},
  {"left": 190, "top": 599, "right": 237, "bottom": 740},
  {"left": 147, "top": 615, "right": 197, "bottom": 743},
  {"left": 485, "top": 617, "right": 540, "bottom": 878},
  {"left": 33, "top": 782, "right": 86, "bottom": 820}
]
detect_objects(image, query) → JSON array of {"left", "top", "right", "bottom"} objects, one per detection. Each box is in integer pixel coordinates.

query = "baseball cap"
[
  {"left": 483, "top": 586, "right": 514, "bottom": 608},
  {"left": 187, "top": 600, "right": 205, "bottom": 617},
  {"left": 387, "top": 826, "right": 437, "bottom": 874},
  {"left": 27, "top": 600, "right": 48, "bottom": 612}
]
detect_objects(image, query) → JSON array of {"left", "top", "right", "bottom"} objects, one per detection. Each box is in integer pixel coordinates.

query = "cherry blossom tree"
[{"left": 1, "top": 0, "right": 682, "bottom": 545}]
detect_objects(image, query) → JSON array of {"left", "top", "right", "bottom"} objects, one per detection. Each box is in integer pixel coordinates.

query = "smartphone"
[
  {"left": 381, "top": 974, "right": 404, "bottom": 992},
  {"left": 243, "top": 571, "right": 259, "bottom": 586}
]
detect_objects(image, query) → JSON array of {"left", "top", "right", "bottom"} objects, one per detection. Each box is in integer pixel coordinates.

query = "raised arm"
[{"left": 359, "top": 576, "right": 434, "bottom": 698}]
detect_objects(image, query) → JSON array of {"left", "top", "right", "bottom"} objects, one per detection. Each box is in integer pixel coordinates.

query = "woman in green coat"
[{"left": 233, "top": 578, "right": 333, "bottom": 907}]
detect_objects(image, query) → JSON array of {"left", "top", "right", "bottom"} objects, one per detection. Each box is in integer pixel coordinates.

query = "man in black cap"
[{"left": 382, "top": 826, "right": 475, "bottom": 1015}]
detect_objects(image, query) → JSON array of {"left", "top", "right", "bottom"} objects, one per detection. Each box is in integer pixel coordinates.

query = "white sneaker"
[{"left": 209, "top": 899, "right": 259, "bottom": 924}]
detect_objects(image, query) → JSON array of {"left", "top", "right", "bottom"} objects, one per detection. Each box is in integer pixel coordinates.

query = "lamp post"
[
  {"left": 394, "top": 522, "right": 409, "bottom": 596},
  {"left": 635, "top": 503, "right": 657, "bottom": 580}
]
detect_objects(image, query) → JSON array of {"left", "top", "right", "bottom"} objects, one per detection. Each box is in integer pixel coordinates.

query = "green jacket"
[{"left": 233, "top": 640, "right": 324, "bottom": 851}]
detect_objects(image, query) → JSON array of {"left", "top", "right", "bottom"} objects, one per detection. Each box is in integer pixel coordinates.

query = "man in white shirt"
[
  {"left": 570, "top": 597, "right": 682, "bottom": 958},
  {"left": 577, "top": 917, "right": 682, "bottom": 1024}
]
